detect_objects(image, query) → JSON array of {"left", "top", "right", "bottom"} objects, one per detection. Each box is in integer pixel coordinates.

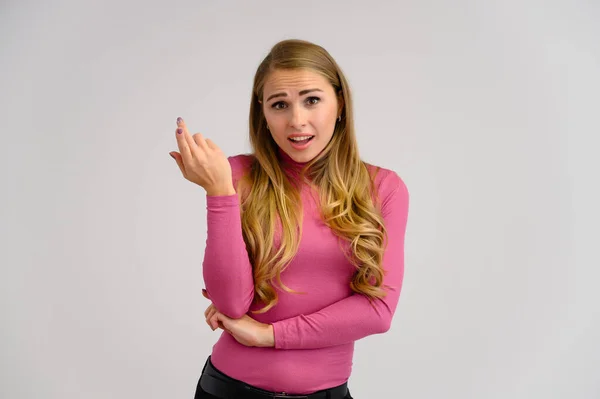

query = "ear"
[{"left": 337, "top": 90, "right": 345, "bottom": 116}]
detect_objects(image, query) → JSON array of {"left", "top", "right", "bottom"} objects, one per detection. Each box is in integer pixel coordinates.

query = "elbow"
[
  {"left": 203, "top": 281, "right": 255, "bottom": 319},
  {"left": 208, "top": 291, "right": 254, "bottom": 319},
  {"left": 378, "top": 317, "right": 392, "bottom": 333},
  {"left": 219, "top": 304, "right": 250, "bottom": 319},
  {"left": 374, "top": 295, "right": 400, "bottom": 333},
  {"left": 374, "top": 304, "right": 395, "bottom": 333}
]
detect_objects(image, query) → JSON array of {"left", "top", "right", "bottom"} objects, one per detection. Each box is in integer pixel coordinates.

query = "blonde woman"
[{"left": 170, "top": 39, "right": 410, "bottom": 399}]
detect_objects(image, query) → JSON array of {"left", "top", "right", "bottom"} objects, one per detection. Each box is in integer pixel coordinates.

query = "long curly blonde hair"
[{"left": 237, "top": 39, "right": 389, "bottom": 314}]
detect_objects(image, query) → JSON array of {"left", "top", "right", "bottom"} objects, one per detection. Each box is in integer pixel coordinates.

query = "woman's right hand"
[
  {"left": 202, "top": 289, "right": 274, "bottom": 347},
  {"left": 169, "top": 117, "right": 235, "bottom": 196},
  {"left": 203, "top": 289, "right": 228, "bottom": 332}
]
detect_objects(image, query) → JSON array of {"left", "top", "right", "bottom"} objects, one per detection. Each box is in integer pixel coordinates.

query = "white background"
[{"left": 1, "top": 1, "right": 599, "bottom": 398}]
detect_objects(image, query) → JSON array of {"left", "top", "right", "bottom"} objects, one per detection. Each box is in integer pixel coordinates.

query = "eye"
[
  {"left": 270, "top": 96, "right": 321, "bottom": 110},
  {"left": 306, "top": 96, "right": 320, "bottom": 105}
]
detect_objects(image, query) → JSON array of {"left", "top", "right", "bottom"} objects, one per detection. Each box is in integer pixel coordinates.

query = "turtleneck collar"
[
  {"left": 276, "top": 146, "right": 313, "bottom": 183},
  {"left": 277, "top": 146, "right": 309, "bottom": 170}
]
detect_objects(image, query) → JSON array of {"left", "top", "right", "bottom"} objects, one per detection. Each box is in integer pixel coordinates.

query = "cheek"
[
  {"left": 265, "top": 110, "right": 282, "bottom": 128},
  {"left": 266, "top": 114, "right": 288, "bottom": 138},
  {"left": 318, "top": 106, "right": 337, "bottom": 124},
  {"left": 316, "top": 113, "right": 336, "bottom": 133},
  {"left": 268, "top": 123, "right": 287, "bottom": 143}
]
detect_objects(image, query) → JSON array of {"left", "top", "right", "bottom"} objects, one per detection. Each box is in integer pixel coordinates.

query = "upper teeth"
[{"left": 290, "top": 136, "right": 312, "bottom": 141}]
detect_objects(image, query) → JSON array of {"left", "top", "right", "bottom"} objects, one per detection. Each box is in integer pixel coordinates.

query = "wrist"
[
  {"left": 206, "top": 185, "right": 236, "bottom": 196},
  {"left": 259, "top": 324, "right": 275, "bottom": 348}
]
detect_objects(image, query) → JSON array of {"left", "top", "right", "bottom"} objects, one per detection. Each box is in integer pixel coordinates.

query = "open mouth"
[{"left": 288, "top": 136, "right": 315, "bottom": 144}]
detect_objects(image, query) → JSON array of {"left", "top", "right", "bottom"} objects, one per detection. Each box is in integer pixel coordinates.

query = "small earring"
[
  {"left": 337, "top": 116, "right": 341, "bottom": 122},
  {"left": 267, "top": 125, "right": 270, "bottom": 130}
]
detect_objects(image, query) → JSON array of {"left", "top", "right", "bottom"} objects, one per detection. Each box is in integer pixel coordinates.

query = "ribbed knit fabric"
[{"left": 202, "top": 147, "right": 409, "bottom": 394}]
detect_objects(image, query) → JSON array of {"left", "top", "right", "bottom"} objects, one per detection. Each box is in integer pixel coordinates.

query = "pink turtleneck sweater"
[{"left": 202, "top": 147, "right": 409, "bottom": 394}]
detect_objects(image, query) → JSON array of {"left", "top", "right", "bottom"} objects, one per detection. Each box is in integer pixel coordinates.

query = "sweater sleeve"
[
  {"left": 202, "top": 155, "right": 255, "bottom": 318},
  {"left": 271, "top": 171, "right": 409, "bottom": 350}
]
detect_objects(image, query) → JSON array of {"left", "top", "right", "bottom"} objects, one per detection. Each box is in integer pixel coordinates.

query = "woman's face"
[{"left": 261, "top": 68, "right": 343, "bottom": 163}]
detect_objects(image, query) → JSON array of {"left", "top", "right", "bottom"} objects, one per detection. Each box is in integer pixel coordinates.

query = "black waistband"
[{"left": 199, "top": 356, "right": 349, "bottom": 399}]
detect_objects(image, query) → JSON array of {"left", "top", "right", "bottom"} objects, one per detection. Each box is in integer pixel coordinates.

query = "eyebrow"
[{"left": 265, "top": 88, "right": 324, "bottom": 102}]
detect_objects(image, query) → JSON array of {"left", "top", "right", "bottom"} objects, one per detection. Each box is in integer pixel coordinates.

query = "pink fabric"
[{"left": 202, "top": 147, "right": 409, "bottom": 394}]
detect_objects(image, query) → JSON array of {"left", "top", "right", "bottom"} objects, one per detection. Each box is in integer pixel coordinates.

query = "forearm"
[
  {"left": 203, "top": 193, "right": 255, "bottom": 318},
  {"left": 271, "top": 172, "right": 409, "bottom": 350},
  {"left": 271, "top": 284, "right": 401, "bottom": 350}
]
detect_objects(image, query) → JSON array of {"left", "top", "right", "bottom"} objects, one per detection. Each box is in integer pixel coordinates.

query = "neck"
[
  {"left": 276, "top": 146, "right": 312, "bottom": 183},
  {"left": 277, "top": 146, "right": 308, "bottom": 169}
]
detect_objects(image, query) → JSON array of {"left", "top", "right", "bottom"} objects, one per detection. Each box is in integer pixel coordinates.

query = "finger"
[
  {"left": 208, "top": 308, "right": 220, "bottom": 327},
  {"left": 212, "top": 311, "right": 231, "bottom": 331},
  {"left": 204, "top": 138, "right": 218, "bottom": 151},
  {"left": 175, "top": 119, "right": 193, "bottom": 163},
  {"left": 192, "top": 132, "right": 210, "bottom": 151},
  {"left": 209, "top": 313, "right": 221, "bottom": 330},
  {"left": 205, "top": 304, "right": 216, "bottom": 320},
  {"left": 207, "top": 314, "right": 217, "bottom": 330},
  {"left": 205, "top": 304, "right": 219, "bottom": 321},
  {"left": 204, "top": 304, "right": 212, "bottom": 319},
  {"left": 202, "top": 289, "right": 210, "bottom": 299},
  {"left": 169, "top": 151, "right": 187, "bottom": 175},
  {"left": 179, "top": 118, "right": 203, "bottom": 156},
  {"left": 215, "top": 312, "right": 233, "bottom": 330},
  {"left": 217, "top": 320, "right": 231, "bottom": 333},
  {"left": 204, "top": 305, "right": 215, "bottom": 329}
]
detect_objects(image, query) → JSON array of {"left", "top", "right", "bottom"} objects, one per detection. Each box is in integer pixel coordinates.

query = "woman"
[{"left": 169, "top": 39, "right": 409, "bottom": 399}]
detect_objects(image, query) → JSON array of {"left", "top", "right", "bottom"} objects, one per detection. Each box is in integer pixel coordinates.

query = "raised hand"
[{"left": 169, "top": 117, "right": 235, "bottom": 196}]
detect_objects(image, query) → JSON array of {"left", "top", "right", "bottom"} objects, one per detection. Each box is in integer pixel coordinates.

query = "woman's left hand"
[{"left": 202, "top": 289, "right": 275, "bottom": 348}]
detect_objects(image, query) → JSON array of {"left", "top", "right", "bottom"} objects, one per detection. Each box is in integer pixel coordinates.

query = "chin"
[
  {"left": 291, "top": 154, "right": 310, "bottom": 162},
  {"left": 294, "top": 150, "right": 318, "bottom": 162}
]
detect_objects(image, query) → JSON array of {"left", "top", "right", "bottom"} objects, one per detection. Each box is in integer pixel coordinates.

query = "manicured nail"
[
  {"left": 177, "top": 117, "right": 183, "bottom": 124},
  {"left": 177, "top": 128, "right": 182, "bottom": 134}
]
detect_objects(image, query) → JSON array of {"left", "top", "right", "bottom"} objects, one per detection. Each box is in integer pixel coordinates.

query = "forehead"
[{"left": 263, "top": 69, "right": 331, "bottom": 95}]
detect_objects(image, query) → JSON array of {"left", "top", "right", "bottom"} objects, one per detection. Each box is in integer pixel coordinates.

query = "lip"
[
  {"left": 288, "top": 135, "right": 315, "bottom": 150},
  {"left": 287, "top": 133, "right": 314, "bottom": 138}
]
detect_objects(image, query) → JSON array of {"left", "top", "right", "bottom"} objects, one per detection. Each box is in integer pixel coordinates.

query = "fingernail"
[
  {"left": 176, "top": 117, "right": 183, "bottom": 124},
  {"left": 177, "top": 128, "right": 182, "bottom": 134},
  {"left": 169, "top": 153, "right": 175, "bottom": 160}
]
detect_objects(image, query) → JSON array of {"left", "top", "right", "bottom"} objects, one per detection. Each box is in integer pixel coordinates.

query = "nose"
[{"left": 289, "top": 104, "right": 307, "bottom": 129}]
